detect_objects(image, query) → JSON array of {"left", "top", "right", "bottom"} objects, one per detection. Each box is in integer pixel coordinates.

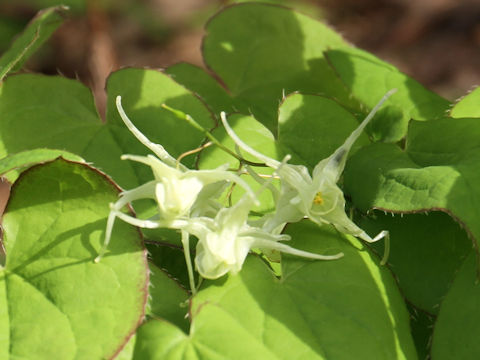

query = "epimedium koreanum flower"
[
  {"left": 95, "top": 96, "right": 255, "bottom": 263},
  {"left": 221, "top": 89, "right": 397, "bottom": 265},
  {"left": 97, "top": 96, "right": 344, "bottom": 291},
  {"left": 184, "top": 161, "right": 344, "bottom": 280}
]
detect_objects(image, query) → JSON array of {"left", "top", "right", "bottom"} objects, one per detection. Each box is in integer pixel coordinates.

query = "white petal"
[
  {"left": 116, "top": 96, "right": 185, "bottom": 169},
  {"left": 253, "top": 238, "right": 343, "bottom": 260},
  {"left": 317, "top": 89, "right": 397, "bottom": 182},
  {"left": 221, "top": 112, "right": 280, "bottom": 168}
]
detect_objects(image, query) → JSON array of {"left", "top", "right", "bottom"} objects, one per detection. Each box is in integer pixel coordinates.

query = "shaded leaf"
[
  {"left": 147, "top": 262, "right": 189, "bottom": 332},
  {"left": 278, "top": 93, "right": 370, "bottom": 169},
  {"left": 166, "top": 62, "right": 234, "bottom": 116},
  {"left": 345, "top": 117, "right": 480, "bottom": 254},
  {"left": 408, "top": 304, "right": 435, "bottom": 360},
  {"left": 0, "top": 6, "right": 67, "bottom": 81},
  {"left": 0, "top": 70, "right": 214, "bottom": 192},
  {"left": 146, "top": 240, "right": 191, "bottom": 289},
  {"left": 135, "top": 222, "right": 416, "bottom": 359},
  {"left": 198, "top": 113, "right": 281, "bottom": 213},
  {"left": 325, "top": 48, "right": 450, "bottom": 142},
  {"left": 203, "top": 3, "right": 358, "bottom": 133},
  {"left": 357, "top": 211, "right": 471, "bottom": 314},
  {"left": 431, "top": 252, "right": 480, "bottom": 359}
]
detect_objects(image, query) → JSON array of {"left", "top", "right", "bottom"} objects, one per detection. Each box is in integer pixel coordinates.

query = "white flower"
[
  {"left": 117, "top": 153, "right": 248, "bottom": 222},
  {"left": 185, "top": 184, "right": 343, "bottom": 280},
  {"left": 221, "top": 90, "right": 396, "bottom": 264},
  {"left": 95, "top": 96, "right": 255, "bottom": 262}
]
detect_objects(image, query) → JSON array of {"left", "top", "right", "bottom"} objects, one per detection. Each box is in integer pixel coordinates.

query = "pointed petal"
[
  {"left": 195, "top": 239, "right": 230, "bottom": 279},
  {"left": 245, "top": 164, "right": 281, "bottom": 202},
  {"left": 278, "top": 163, "right": 312, "bottom": 191},
  {"left": 112, "top": 209, "right": 188, "bottom": 229},
  {"left": 189, "top": 168, "right": 256, "bottom": 201},
  {"left": 116, "top": 96, "right": 186, "bottom": 169},
  {"left": 317, "top": 89, "right": 397, "bottom": 182},
  {"left": 253, "top": 238, "right": 343, "bottom": 260},
  {"left": 319, "top": 204, "right": 367, "bottom": 239},
  {"left": 221, "top": 112, "right": 281, "bottom": 168},
  {"left": 121, "top": 154, "right": 180, "bottom": 181},
  {"left": 215, "top": 193, "right": 254, "bottom": 235},
  {"left": 114, "top": 181, "right": 157, "bottom": 210}
]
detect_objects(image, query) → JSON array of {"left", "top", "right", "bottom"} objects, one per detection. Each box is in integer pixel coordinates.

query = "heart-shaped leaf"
[
  {"left": 200, "top": 3, "right": 358, "bottom": 133},
  {"left": 132, "top": 222, "right": 417, "bottom": 359},
  {"left": 0, "top": 159, "right": 148, "bottom": 359},
  {"left": 0, "top": 69, "right": 214, "bottom": 193}
]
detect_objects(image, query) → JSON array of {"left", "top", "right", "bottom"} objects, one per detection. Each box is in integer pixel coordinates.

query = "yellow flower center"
[{"left": 313, "top": 192, "right": 324, "bottom": 205}]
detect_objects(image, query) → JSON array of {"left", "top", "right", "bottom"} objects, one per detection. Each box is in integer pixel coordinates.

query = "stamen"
[
  {"left": 176, "top": 141, "right": 213, "bottom": 169},
  {"left": 313, "top": 192, "right": 324, "bottom": 205}
]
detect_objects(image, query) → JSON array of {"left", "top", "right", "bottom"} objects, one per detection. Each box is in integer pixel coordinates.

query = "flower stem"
[
  {"left": 161, "top": 104, "right": 265, "bottom": 167},
  {"left": 181, "top": 230, "right": 197, "bottom": 295},
  {"left": 378, "top": 231, "right": 390, "bottom": 266}
]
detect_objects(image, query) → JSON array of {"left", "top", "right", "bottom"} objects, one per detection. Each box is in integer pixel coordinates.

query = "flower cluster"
[{"left": 96, "top": 91, "right": 395, "bottom": 293}]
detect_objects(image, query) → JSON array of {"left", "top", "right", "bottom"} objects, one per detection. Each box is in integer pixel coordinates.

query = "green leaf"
[
  {"left": 0, "top": 159, "right": 148, "bottom": 359},
  {"left": 166, "top": 62, "right": 234, "bottom": 116},
  {"left": 450, "top": 86, "right": 480, "bottom": 118},
  {"left": 203, "top": 3, "right": 358, "bottom": 133},
  {"left": 0, "top": 6, "right": 67, "bottom": 81},
  {"left": 357, "top": 211, "right": 471, "bottom": 314},
  {"left": 344, "top": 117, "right": 480, "bottom": 253},
  {"left": 198, "top": 113, "right": 281, "bottom": 213},
  {"left": 0, "top": 69, "right": 212, "bottom": 290},
  {"left": 278, "top": 93, "right": 370, "bottom": 169},
  {"left": 197, "top": 95, "right": 373, "bottom": 213},
  {"left": 431, "top": 252, "right": 480, "bottom": 359},
  {"left": 147, "top": 262, "right": 189, "bottom": 332},
  {"left": 198, "top": 96, "right": 372, "bottom": 212},
  {"left": 0, "top": 16, "right": 25, "bottom": 53},
  {"left": 106, "top": 68, "right": 214, "bottom": 156},
  {"left": 0, "top": 70, "right": 214, "bottom": 191},
  {"left": 115, "top": 334, "right": 137, "bottom": 360},
  {"left": 134, "top": 222, "right": 416, "bottom": 359},
  {"left": 146, "top": 240, "right": 191, "bottom": 289},
  {"left": 408, "top": 304, "right": 435, "bottom": 360},
  {"left": 0, "top": 74, "right": 102, "bottom": 156},
  {"left": 133, "top": 307, "right": 278, "bottom": 360},
  {"left": 198, "top": 113, "right": 281, "bottom": 166},
  {"left": 325, "top": 48, "right": 450, "bottom": 142},
  {"left": 0, "top": 148, "right": 83, "bottom": 182}
]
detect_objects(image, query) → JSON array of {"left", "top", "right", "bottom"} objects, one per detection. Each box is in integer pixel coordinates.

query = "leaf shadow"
[{"left": 242, "top": 222, "right": 417, "bottom": 358}]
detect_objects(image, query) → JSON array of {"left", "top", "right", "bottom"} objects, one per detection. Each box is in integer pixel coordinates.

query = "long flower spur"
[{"left": 221, "top": 89, "right": 397, "bottom": 265}]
